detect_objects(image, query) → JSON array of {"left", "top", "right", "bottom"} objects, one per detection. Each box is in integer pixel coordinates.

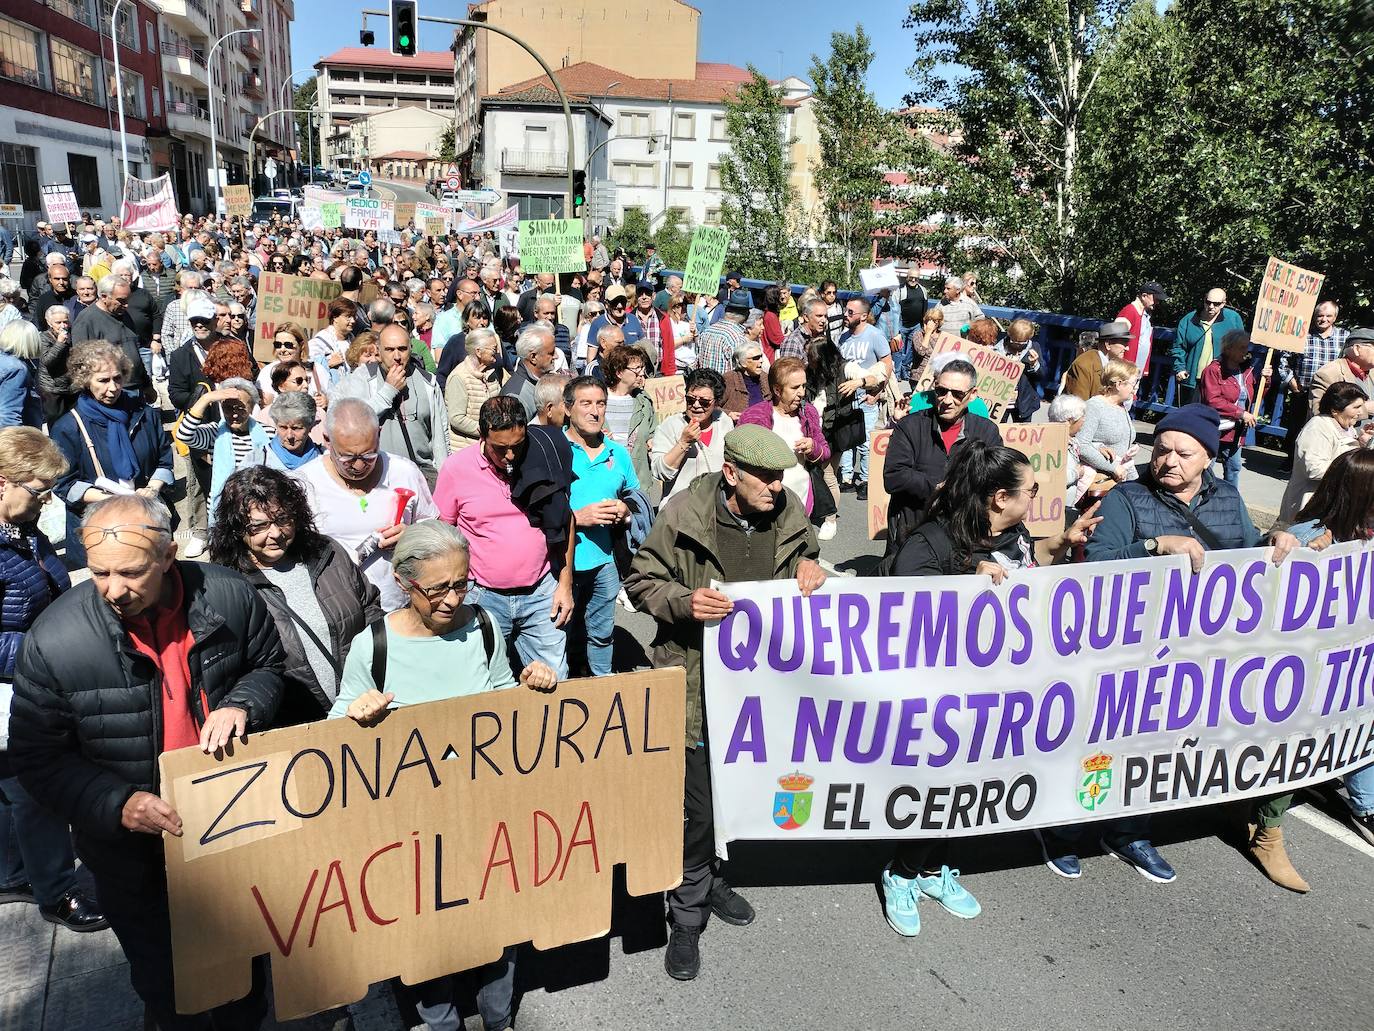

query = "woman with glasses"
[
  {"left": 722, "top": 339, "right": 771, "bottom": 418},
  {"left": 0, "top": 427, "right": 108, "bottom": 933},
  {"left": 575, "top": 301, "right": 606, "bottom": 373},
  {"left": 603, "top": 345, "right": 658, "bottom": 488},
  {"left": 738, "top": 357, "right": 831, "bottom": 515},
  {"left": 51, "top": 341, "right": 174, "bottom": 566},
  {"left": 227, "top": 301, "right": 253, "bottom": 353},
  {"left": 210, "top": 466, "right": 379, "bottom": 725},
  {"left": 256, "top": 322, "right": 309, "bottom": 400},
  {"left": 329, "top": 519, "right": 555, "bottom": 1031},
  {"left": 434, "top": 299, "right": 492, "bottom": 388},
  {"left": 879, "top": 441, "right": 1097, "bottom": 939},
  {"left": 175, "top": 377, "right": 273, "bottom": 528},
  {"left": 652, "top": 369, "right": 734, "bottom": 504}
]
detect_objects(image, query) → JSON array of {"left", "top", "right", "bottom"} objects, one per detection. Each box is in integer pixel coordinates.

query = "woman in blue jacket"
[
  {"left": 0, "top": 427, "right": 107, "bottom": 932},
  {"left": 49, "top": 340, "right": 173, "bottom": 567},
  {"left": 0, "top": 321, "right": 46, "bottom": 429}
]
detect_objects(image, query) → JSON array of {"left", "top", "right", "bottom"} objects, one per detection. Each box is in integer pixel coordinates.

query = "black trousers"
[
  {"left": 1281, "top": 386, "right": 1310, "bottom": 460},
  {"left": 668, "top": 745, "right": 719, "bottom": 929},
  {"left": 91, "top": 845, "right": 269, "bottom": 1031}
]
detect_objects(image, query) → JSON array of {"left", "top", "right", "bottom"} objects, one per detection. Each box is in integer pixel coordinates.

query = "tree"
[
  {"left": 718, "top": 68, "right": 797, "bottom": 280},
  {"left": 437, "top": 122, "right": 456, "bottom": 163},
  {"left": 293, "top": 78, "right": 319, "bottom": 165},
  {"left": 808, "top": 26, "right": 899, "bottom": 285},
  {"left": 607, "top": 207, "right": 652, "bottom": 261},
  {"left": 901, "top": 0, "right": 1131, "bottom": 312}
]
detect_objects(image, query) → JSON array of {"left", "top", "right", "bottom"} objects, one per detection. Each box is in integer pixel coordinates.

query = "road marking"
[
  {"left": 371, "top": 182, "right": 396, "bottom": 202},
  {"left": 1289, "top": 802, "right": 1374, "bottom": 860},
  {"left": 819, "top": 559, "right": 855, "bottom": 578}
]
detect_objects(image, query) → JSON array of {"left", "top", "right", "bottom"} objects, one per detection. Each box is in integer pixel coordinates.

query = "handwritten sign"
[
  {"left": 1000, "top": 422, "right": 1068, "bottom": 537},
  {"left": 644, "top": 374, "right": 685, "bottom": 418},
  {"left": 0, "top": 203, "right": 24, "bottom": 218},
  {"left": 415, "top": 202, "right": 446, "bottom": 224},
  {"left": 320, "top": 203, "right": 342, "bottom": 229},
  {"left": 224, "top": 185, "right": 252, "bottom": 219},
  {"left": 160, "top": 670, "right": 686, "bottom": 1020},
  {"left": 392, "top": 201, "right": 416, "bottom": 228},
  {"left": 120, "top": 174, "right": 179, "bottom": 232},
  {"left": 682, "top": 226, "right": 730, "bottom": 296},
  {"left": 517, "top": 218, "right": 585, "bottom": 275},
  {"left": 424, "top": 217, "right": 447, "bottom": 238},
  {"left": 1252, "top": 256, "right": 1324, "bottom": 354},
  {"left": 41, "top": 183, "right": 81, "bottom": 223},
  {"left": 344, "top": 197, "right": 394, "bottom": 232},
  {"left": 253, "top": 272, "right": 341, "bottom": 363},
  {"left": 298, "top": 206, "right": 324, "bottom": 231},
  {"left": 913, "top": 332, "right": 1023, "bottom": 422},
  {"left": 867, "top": 428, "right": 892, "bottom": 539}
]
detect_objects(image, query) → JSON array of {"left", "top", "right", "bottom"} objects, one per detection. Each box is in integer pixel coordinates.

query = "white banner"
[
  {"left": 303, "top": 185, "right": 349, "bottom": 205},
  {"left": 703, "top": 544, "right": 1374, "bottom": 856},
  {"left": 344, "top": 196, "right": 394, "bottom": 231},
  {"left": 120, "top": 174, "right": 179, "bottom": 232},
  {"left": 454, "top": 203, "right": 520, "bottom": 233},
  {"left": 298, "top": 205, "right": 323, "bottom": 231}
]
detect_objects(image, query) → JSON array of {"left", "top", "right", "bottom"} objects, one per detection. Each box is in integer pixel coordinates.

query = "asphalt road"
[{"left": 372, "top": 179, "right": 438, "bottom": 206}]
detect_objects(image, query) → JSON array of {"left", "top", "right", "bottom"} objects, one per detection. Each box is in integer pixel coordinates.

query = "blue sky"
[{"left": 288, "top": 0, "right": 915, "bottom": 106}]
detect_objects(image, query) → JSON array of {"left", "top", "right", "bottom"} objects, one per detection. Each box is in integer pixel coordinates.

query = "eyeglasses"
[
  {"left": 332, "top": 449, "right": 380, "bottom": 464},
  {"left": 1008, "top": 483, "right": 1040, "bottom": 499},
  {"left": 934, "top": 385, "right": 971, "bottom": 401},
  {"left": 274, "top": 340, "right": 298, "bottom": 349},
  {"left": 78, "top": 523, "right": 169, "bottom": 548},
  {"left": 14, "top": 482, "right": 53, "bottom": 503},
  {"left": 685, "top": 395, "right": 713, "bottom": 409},
  {"left": 285, "top": 375, "right": 309, "bottom": 386},
  {"left": 625, "top": 366, "right": 646, "bottom": 377},
  {"left": 405, "top": 577, "right": 475, "bottom": 603},
  {"left": 246, "top": 514, "right": 293, "bottom": 535}
]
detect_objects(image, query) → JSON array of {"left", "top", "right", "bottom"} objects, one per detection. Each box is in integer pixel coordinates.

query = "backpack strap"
[
  {"left": 1146, "top": 482, "right": 1224, "bottom": 551},
  {"left": 69, "top": 410, "right": 107, "bottom": 482},
  {"left": 473, "top": 604, "right": 496, "bottom": 666},
  {"left": 369, "top": 617, "right": 388, "bottom": 692}
]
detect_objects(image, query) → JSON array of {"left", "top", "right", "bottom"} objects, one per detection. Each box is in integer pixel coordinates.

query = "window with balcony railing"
[
  {"left": 47, "top": 0, "right": 95, "bottom": 29},
  {"left": 0, "top": 16, "right": 46, "bottom": 90},
  {"left": 51, "top": 38, "right": 104, "bottom": 106},
  {"left": 108, "top": 66, "right": 145, "bottom": 118}
]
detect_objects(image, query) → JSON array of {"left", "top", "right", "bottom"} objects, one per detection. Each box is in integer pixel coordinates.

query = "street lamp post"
[
  {"left": 110, "top": 0, "right": 130, "bottom": 179},
  {"left": 279, "top": 67, "right": 317, "bottom": 183},
  {"left": 208, "top": 28, "right": 261, "bottom": 216}
]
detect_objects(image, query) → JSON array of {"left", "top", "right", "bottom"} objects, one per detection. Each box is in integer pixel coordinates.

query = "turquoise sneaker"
[
  {"left": 915, "top": 866, "right": 981, "bottom": 919},
  {"left": 881, "top": 865, "right": 921, "bottom": 937}
]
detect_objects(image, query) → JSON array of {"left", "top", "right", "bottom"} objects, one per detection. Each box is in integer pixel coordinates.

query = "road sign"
[
  {"left": 264, "top": 158, "right": 278, "bottom": 185},
  {"left": 590, "top": 178, "right": 617, "bottom": 225},
  {"left": 446, "top": 187, "right": 501, "bottom": 205},
  {"left": 445, "top": 175, "right": 461, "bottom": 192},
  {"left": 358, "top": 170, "right": 373, "bottom": 186}
]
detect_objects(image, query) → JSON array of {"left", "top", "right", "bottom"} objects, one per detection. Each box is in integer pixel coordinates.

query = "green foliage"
[
  {"left": 437, "top": 123, "right": 456, "bottom": 163},
  {"left": 718, "top": 68, "right": 798, "bottom": 281},
  {"left": 606, "top": 207, "right": 652, "bottom": 262},
  {"left": 293, "top": 78, "right": 319, "bottom": 161}
]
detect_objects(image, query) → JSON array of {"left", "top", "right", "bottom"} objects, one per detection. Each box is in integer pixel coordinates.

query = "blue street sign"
[{"left": 358, "top": 170, "right": 373, "bottom": 186}]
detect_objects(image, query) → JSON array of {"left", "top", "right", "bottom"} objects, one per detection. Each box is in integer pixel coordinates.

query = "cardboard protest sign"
[
  {"left": 517, "top": 218, "right": 585, "bottom": 274},
  {"left": 859, "top": 263, "right": 900, "bottom": 293},
  {"left": 320, "top": 203, "right": 342, "bottom": 229},
  {"left": 160, "top": 669, "right": 686, "bottom": 1020},
  {"left": 1000, "top": 422, "right": 1069, "bottom": 537},
  {"left": 298, "top": 206, "right": 324, "bottom": 231},
  {"left": 392, "top": 201, "right": 416, "bottom": 227},
  {"left": 224, "top": 185, "right": 252, "bottom": 220},
  {"left": 644, "top": 375, "right": 685, "bottom": 418},
  {"left": 913, "top": 333, "right": 1023, "bottom": 422},
  {"left": 253, "top": 273, "right": 341, "bottom": 362},
  {"left": 1251, "top": 256, "right": 1324, "bottom": 353},
  {"left": 424, "top": 217, "right": 447, "bottom": 238},
  {"left": 866, "top": 428, "right": 892, "bottom": 539},
  {"left": 41, "top": 183, "right": 81, "bottom": 223},
  {"left": 682, "top": 226, "right": 730, "bottom": 296},
  {"left": 344, "top": 197, "right": 394, "bottom": 232},
  {"left": 415, "top": 202, "right": 446, "bottom": 224},
  {"left": 704, "top": 541, "right": 1374, "bottom": 853}
]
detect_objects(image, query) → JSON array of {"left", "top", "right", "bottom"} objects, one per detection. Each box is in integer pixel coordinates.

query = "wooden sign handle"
[{"left": 1250, "top": 348, "right": 1274, "bottom": 417}]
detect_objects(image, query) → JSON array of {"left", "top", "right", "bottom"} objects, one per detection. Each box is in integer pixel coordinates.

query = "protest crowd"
[{"left": 0, "top": 205, "right": 1368, "bottom": 1030}]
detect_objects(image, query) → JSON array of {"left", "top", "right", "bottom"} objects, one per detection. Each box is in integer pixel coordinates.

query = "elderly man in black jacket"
[
  {"left": 9, "top": 494, "right": 285, "bottom": 1031},
  {"left": 883, "top": 357, "right": 1001, "bottom": 551}
]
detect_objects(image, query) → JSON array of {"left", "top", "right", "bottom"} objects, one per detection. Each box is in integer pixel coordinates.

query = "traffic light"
[
  {"left": 572, "top": 170, "right": 587, "bottom": 214},
  {"left": 391, "top": 0, "right": 417, "bottom": 57}
]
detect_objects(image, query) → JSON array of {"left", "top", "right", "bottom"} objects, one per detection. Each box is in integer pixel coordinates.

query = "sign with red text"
[
  {"left": 867, "top": 428, "right": 892, "bottom": 540},
  {"left": 913, "top": 333, "right": 1023, "bottom": 422},
  {"left": 1251, "top": 257, "right": 1324, "bottom": 353},
  {"left": 40, "top": 183, "right": 81, "bottom": 223},
  {"left": 120, "top": 174, "right": 179, "bottom": 232},
  {"left": 1000, "top": 422, "right": 1069, "bottom": 537},
  {"left": 644, "top": 374, "right": 685, "bottom": 418},
  {"left": 160, "top": 670, "right": 686, "bottom": 1020},
  {"left": 253, "top": 272, "right": 341, "bottom": 362}
]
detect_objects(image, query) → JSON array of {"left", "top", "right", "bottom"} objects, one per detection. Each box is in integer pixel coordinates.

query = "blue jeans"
[
  {"left": 1216, "top": 440, "right": 1242, "bottom": 486},
  {"left": 1346, "top": 762, "right": 1374, "bottom": 818},
  {"left": 0, "top": 773, "right": 78, "bottom": 906},
  {"left": 469, "top": 571, "right": 568, "bottom": 680},
  {"left": 413, "top": 946, "right": 516, "bottom": 1031},
  {"left": 839, "top": 402, "right": 881, "bottom": 484},
  {"left": 571, "top": 562, "right": 619, "bottom": 677},
  {"left": 139, "top": 346, "right": 154, "bottom": 380}
]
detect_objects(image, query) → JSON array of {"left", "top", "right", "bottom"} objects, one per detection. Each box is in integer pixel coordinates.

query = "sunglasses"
[
  {"left": 685, "top": 395, "right": 713, "bottom": 409},
  {"left": 13, "top": 482, "right": 53, "bottom": 503},
  {"left": 274, "top": 340, "right": 297, "bottom": 349},
  {"left": 934, "top": 385, "right": 971, "bottom": 401}
]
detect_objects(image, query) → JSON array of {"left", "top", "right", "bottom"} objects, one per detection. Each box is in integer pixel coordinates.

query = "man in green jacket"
[
  {"left": 1171, "top": 288, "right": 1245, "bottom": 404},
  {"left": 624, "top": 425, "right": 825, "bottom": 982}
]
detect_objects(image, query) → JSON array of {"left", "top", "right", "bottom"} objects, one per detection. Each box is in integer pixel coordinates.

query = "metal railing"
[
  {"left": 242, "top": 73, "right": 264, "bottom": 95},
  {"left": 47, "top": 0, "right": 96, "bottom": 29},
  {"left": 166, "top": 100, "right": 209, "bottom": 119},
  {"left": 499, "top": 148, "right": 568, "bottom": 175},
  {"left": 161, "top": 41, "right": 207, "bottom": 67}
]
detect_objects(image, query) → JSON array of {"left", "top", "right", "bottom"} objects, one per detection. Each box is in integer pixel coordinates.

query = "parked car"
[{"left": 252, "top": 196, "right": 298, "bottom": 222}]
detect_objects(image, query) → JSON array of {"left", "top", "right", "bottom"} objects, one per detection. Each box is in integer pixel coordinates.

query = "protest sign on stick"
[
  {"left": 644, "top": 375, "right": 685, "bottom": 418},
  {"left": 120, "top": 174, "right": 179, "bottom": 232},
  {"left": 913, "top": 333, "right": 1023, "bottom": 422},
  {"left": 682, "top": 226, "right": 731, "bottom": 296},
  {"left": 253, "top": 273, "right": 341, "bottom": 362},
  {"left": 40, "top": 183, "right": 81, "bottom": 224},
  {"left": 1000, "top": 422, "right": 1069, "bottom": 537},
  {"left": 517, "top": 218, "right": 585, "bottom": 274},
  {"left": 161, "top": 669, "right": 686, "bottom": 1020},
  {"left": 224, "top": 185, "right": 252, "bottom": 220},
  {"left": 1251, "top": 257, "right": 1324, "bottom": 354}
]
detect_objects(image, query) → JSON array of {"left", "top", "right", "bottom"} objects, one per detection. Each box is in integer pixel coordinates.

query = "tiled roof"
[
  {"left": 694, "top": 62, "right": 753, "bottom": 82},
  {"left": 316, "top": 48, "right": 454, "bottom": 73},
  {"left": 374, "top": 150, "right": 433, "bottom": 160},
  {"left": 486, "top": 61, "right": 795, "bottom": 106}
]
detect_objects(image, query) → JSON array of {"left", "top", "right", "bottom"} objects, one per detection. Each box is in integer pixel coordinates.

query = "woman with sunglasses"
[
  {"left": 330, "top": 519, "right": 556, "bottom": 1031},
  {"left": 256, "top": 321, "right": 309, "bottom": 400},
  {"left": 227, "top": 301, "right": 253, "bottom": 353},
  {"left": 51, "top": 340, "right": 174, "bottom": 566},
  {"left": 434, "top": 299, "right": 492, "bottom": 388},
  {"left": 0, "top": 427, "right": 108, "bottom": 933},
  {"left": 210, "top": 466, "right": 380, "bottom": 725}
]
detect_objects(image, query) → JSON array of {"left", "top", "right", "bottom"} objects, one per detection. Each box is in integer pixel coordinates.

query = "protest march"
[{"left": 0, "top": 2, "right": 1371, "bottom": 1029}]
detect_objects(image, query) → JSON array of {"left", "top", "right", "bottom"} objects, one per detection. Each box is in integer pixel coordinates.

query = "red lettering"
[
  {"left": 532, "top": 809, "right": 563, "bottom": 887},
  {"left": 479, "top": 821, "right": 521, "bottom": 900},
  {"left": 251, "top": 868, "right": 318, "bottom": 957},
  {"left": 307, "top": 859, "right": 358, "bottom": 947},
  {"left": 559, "top": 801, "right": 602, "bottom": 880},
  {"left": 360, "top": 841, "right": 403, "bottom": 926}
]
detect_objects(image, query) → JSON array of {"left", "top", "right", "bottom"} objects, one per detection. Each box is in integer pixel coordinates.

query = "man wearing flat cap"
[
  {"left": 625, "top": 425, "right": 825, "bottom": 982},
  {"left": 1117, "top": 280, "right": 1167, "bottom": 376},
  {"left": 1310, "top": 327, "right": 1374, "bottom": 419},
  {"left": 1063, "top": 318, "right": 1131, "bottom": 401}
]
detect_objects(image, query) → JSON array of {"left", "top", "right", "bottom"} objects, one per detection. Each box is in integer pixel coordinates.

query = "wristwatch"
[{"left": 1143, "top": 537, "right": 1160, "bottom": 555}]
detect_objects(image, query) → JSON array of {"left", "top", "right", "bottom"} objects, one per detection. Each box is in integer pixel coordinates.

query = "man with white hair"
[
  {"left": 590, "top": 234, "right": 609, "bottom": 271},
  {"left": 934, "top": 274, "right": 984, "bottom": 337},
  {"left": 478, "top": 264, "right": 507, "bottom": 314},
  {"left": 71, "top": 275, "right": 150, "bottom": 395},
  {"left": 501, "top": 324, "right": 557, "bottom": 419}
]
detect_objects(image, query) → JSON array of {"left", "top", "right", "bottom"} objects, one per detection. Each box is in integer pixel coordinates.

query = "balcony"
[
  {"left": 242, "top": 72, "right": 264, "bottom": 98},
  {"left": 242, "top": 34, "right": 262, "bottom": 59},
  {"left": 500, "top": 149, "right": 569, "bottom": 176},
  {"left": 166, "top": 99, "right": 212, "bottom": 140},
  {"left": 240, "top": 0, "right": 259, "bottom": 20},
  {"left": 161, "top": 41, "right": 208, "bottom": 85},
  {"left": 159, "top": 0, "right": 210, "bottom": 35}
]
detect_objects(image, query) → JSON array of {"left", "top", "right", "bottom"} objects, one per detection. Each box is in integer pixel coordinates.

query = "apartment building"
[
  {"left": 0, "top": 0, "right": 166, "bottom": 225},
  {"left": 314, "top": 47, "right": 454, "bottom": 172}
]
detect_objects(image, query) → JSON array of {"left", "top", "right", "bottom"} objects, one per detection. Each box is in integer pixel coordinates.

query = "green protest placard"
[
  {"left": 682, "top": 226, "right": 731, "bottom": 296},
  {"left": 517, "top": 218, "right": 585, "bottom": 274},
  {"left": 320, "top": 203, "right": 342, "bottom": 229}
]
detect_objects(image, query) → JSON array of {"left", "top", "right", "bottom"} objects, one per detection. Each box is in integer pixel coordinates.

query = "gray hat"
[
  {"left": 1349, "top": 328, "right": 1374, "bottom": 345},
  {"left": 725, "top": 287, "right": 753, "bottom": 312},
  {"left": 1097, "top": 318, "right": 1131, "bottom": 341},
  {"left": 724, "top": 425, "right": 798, "bottom": 472}
]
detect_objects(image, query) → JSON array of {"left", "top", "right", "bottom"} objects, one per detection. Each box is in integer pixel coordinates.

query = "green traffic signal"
[{"left": 399, "top": 34, "right": 410, "bottom": 46}]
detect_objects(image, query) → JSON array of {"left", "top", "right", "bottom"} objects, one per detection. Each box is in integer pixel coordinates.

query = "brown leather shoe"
[{"left": 1249, "top": 826, "right": 1310, "bottom": 893}]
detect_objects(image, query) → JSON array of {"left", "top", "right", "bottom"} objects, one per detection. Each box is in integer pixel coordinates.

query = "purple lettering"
[
  {"left": 718, "top": 601, "right": 761, "bottom": 671},
  {"left": 791, "top": 697, "right": 841, "bottom": 763},
  {"left": 723, "top": 697, "right": 766, "bottom": 764}
]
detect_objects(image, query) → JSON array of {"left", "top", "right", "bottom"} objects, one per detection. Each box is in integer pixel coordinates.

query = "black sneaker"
[
  {"left": 839, "top": 480, "right": 855, "bottom": 493},
  {"left": 1351, "top": 812, "right": 1374, "bottom": 848},
  {"left": 854, "top": 481, "right": 868, "bottom": 501},
  {"left": 664, "top": 925, "right": 701, "bottom": 980},
  {"left": 39, "top": 889, "right": 110, "bottom": 932},
  {"left": 708, "top": 882, "right": 756, "bottom": 926},
  {"left": 0, "top": 881, "right": 34, "bottom": 905}
]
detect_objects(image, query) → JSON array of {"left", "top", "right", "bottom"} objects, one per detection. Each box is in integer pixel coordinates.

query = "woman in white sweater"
[
  {"left": 650, "top": 368, "right": 734, "bottom": 504},
  {"left": 1074, "top": 358, "right": 1140, "bottom": 488},
  {"left": 1278, "top": 381, "right": 1374, "bottom": 526}
]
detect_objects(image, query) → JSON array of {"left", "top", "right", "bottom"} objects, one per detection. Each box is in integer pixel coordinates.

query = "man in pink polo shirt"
[{"left": 432, "top": 394, "right": 575, "bottom": 676}]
